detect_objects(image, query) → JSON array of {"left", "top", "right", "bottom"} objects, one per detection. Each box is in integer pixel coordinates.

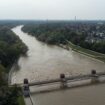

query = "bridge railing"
[
  {"left": 22, "top": 70, "right": 105, "bottom": 97},
  {"left": 25, "top": 70, "right": 105, "bottom": 87}
]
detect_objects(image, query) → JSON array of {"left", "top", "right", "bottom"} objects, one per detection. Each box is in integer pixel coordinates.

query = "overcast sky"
[{"left": 0, "top": 0, "right": 105, "bottom": 20}]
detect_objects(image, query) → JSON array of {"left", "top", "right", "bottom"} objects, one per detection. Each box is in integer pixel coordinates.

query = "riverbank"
[
  {"left": 8, "top": 59, "right": 26, "bottom": 105},
  {"left": 18, "top": 92, "right": 25, "bottom": 105},
  {"left": 0, "top": 25, "right": 27, "bottom": 105},
  {"left": 67, "top": 41, "right": 105, "bottom": 63},
  {"left": 18, "top": 96, "right": 25, "bottom": 105},
  {"left": 21, "top": 24, "right": 105, "bottom": 63},
  {"left": 42, "top": 40, "right": 105, "bottom": 64}
]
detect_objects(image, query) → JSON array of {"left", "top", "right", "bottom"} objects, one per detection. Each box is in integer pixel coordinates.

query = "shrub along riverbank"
[{"left": 0, "top": 25, "right": 27, "bottom": 105}]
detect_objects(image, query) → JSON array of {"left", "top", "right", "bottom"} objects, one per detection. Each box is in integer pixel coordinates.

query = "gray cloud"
[{"left": 0, "top": 0, "right": 105, "bottom": 20}]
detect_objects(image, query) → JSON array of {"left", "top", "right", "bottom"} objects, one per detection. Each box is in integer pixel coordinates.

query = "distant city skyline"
[{"left": 0, "top": 0, "right": 105, "bottom": 20}]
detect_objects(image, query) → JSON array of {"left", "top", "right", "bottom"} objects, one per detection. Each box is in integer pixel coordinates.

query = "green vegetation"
[
  {"left": 68, "top": 41, "right": 105, "bottom": 62},
  {"left": 0, "top": 24, "right": 27, "bottom": 105},
  {"left": 22, "top": 22, "right": 105, "bottom": 62},
  {"left": 22, "top": 23, "right": 86, "bottom": 45},
  {"left": 0, "top": 26, "right": 27, "bottom": 70},
  {"left": 18, "top": 95, "right": 25, "bottom": 105}
]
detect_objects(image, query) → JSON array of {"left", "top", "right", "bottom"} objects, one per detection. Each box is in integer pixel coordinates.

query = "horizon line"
[{"left": 0, "top": 19, "right": 105, "bottom": 21}]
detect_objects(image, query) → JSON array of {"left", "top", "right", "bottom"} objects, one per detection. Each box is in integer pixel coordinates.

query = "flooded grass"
[{"left": 68, "top": 41, "right": 105, "bottom": 63}]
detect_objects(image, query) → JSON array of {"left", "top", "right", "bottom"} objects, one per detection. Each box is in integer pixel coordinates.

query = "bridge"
[
  {"left": 22, "top": 70, "right": 105, "bottom": 105},
  {"left": 28, "top": 72, "right": 104, "bottom": 87},
  {"left": 22, "top": 70, "right": 105, "bottom": 95}
]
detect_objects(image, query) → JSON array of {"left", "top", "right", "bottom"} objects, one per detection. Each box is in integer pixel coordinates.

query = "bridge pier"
[
  {"left": 60, "top": 74, "right": 67, "bottom": 88},
  {"left": 23, "top": 78, "right": 30, "bottom": 97},
  {"left": 91, "top": 70, "right": 99, "bottom": 83}
]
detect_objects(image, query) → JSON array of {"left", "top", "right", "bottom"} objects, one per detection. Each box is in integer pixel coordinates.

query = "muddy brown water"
[{"left": 11, "top": 26, "right": 105, "bottom": 105}]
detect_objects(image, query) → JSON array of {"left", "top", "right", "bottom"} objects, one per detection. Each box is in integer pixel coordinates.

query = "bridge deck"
[{"left": 29, "top": 72, "right": 105, "bottom": 86}]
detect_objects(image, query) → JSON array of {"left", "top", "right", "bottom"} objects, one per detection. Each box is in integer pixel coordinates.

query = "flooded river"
[{"left": 11, "top": 26, "right": 105, "bottom": 105}]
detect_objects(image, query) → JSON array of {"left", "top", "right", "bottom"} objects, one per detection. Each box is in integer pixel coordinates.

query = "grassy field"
[
  {"left": 18, "top": 95, "right": 25, "bottom": 105},
  {"left": 67, "top": 41, "right": 105, "bottom": 63}
]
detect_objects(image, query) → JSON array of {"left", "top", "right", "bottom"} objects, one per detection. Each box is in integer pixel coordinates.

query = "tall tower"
[{"left": 75, "top": 16, "right": 76, "bottom": 21}]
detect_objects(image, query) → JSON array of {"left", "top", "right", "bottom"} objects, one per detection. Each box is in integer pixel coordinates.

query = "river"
[{"left": 11, "top": 26, "right": 105, "bottom": 105}]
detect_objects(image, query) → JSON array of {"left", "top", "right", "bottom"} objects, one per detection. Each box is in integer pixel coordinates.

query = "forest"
[
  {"left": 0, "top": 23, "right": 27, "bottom": 105},
  {"left": 22, "top": 22, "right": 105, "bottom": 54}
]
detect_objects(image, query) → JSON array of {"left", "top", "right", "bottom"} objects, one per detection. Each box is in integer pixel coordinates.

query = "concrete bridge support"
[
  {"left": 23, "top": 78, "right": 30, "bottom": 97},
  {"left": 91, "top": 70, "right": 99, "bottom": 83},
  {"left": 60, "top": 74, "right": 67, "bottom": 88}
]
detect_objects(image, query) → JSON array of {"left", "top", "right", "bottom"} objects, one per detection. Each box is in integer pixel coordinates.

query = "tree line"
[
  {"left": 0, "top": 25, "right": 27, "bottom": 105},
  {"left": 22, "top": 22, "right": 105, "bottom": 54}
]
